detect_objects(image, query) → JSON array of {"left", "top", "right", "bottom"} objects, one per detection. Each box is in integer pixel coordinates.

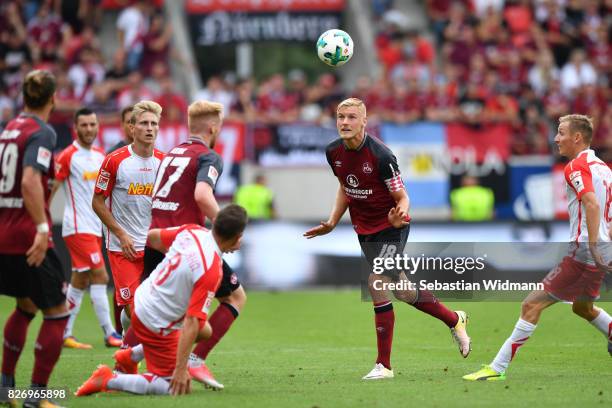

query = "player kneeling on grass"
[{"left": 75, "top": 204, "right": 248, "bottom": 396}]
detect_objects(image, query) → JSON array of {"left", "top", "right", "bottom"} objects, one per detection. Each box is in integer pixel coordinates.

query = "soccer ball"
[{"left": 316, "top": 29, "right": 354, "bottom": 67}]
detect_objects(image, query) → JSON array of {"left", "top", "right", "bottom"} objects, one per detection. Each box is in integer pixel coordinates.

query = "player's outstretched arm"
[
  {"left": 583, "top": 192, "right": 612, "bottom": 274},
  {"left": 170, "top": 315, "right": 199, "bottom": 396},
  {"left": 146, "top": 228, "right": 169, "bottom": 253},
  {"left": 304, "top": 183, "right": 348, "bottom": 239},
  {"left": 22, "top": 166, "right": 48, "bottom": 267},
  {"left": 194, "top": 181, "right": 220, "bottom": 221},
  {"left": 92, "top": 192, "right": 136, "bottom": 260}
]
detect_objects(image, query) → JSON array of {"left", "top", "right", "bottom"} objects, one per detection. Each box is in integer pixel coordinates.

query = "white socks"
[
  {"left": 107, "top": 374, "right": 169, "bottom": 395},
  {"left": 120, "top": 308, "right": 131, "bottom": 334},
  {"left": 590, "top": 308, "right": 612, "bottom": 341},
  {"left": 131, "top": 344, "right": 145, "bottom": 363},
  {"left": 490, "top": 318, "right": 536, "bottom": 374},
  {"left": 89, "top": 284, "right": 115, "bottom": 337},
  {"left": 64, "top": 285, "right": 85, "bottom": 339}
]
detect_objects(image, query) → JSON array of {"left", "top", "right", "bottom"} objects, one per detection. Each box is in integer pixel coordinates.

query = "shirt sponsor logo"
[
  {"left": 343, "top": 186, "right": 373, "bottom": 199},
  {"left": 346, "top": 174, "right": 359, "bottom": 187},
  {"left": 36, "top": 146, "right": 51, "bottom": 169},
  {"left": 208, "top": 166, "right": 219, "bottom": 185},
  {"left": 82, "top": 170, "right": 98, "bottom": 181},
  {"left": 569, "top": 171, "right": 584, "bottom": 193},
  {"left": 139, "top": 167, "right": 153, "bottom": 172},
  {"left": 362, "top": 162, "right": 372, "bottom": 174},
  {"left": 334, "top": 160, "right": 342, "bottom": 167},
  {"left": 127, "top": 182, "right": 154, "bottom": 196},
  {"left": 152, "top": 199, "right": 180, "bottom": 211},
  {"left": 0, "top": 197, "right": 24, "bottom": 208}
]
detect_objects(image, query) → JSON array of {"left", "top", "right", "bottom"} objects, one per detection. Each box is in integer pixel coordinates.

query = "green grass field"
[{"left": 2, "top": 291, "right": 611, "bottom": 407}]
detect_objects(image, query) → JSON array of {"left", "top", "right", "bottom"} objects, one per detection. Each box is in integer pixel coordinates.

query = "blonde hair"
[
  {"left": 188, "top": 100, "right": 223, "bottom": 129},
  {"left": 559, "top": 114, "right": 593, "bottom": 144},
  {"left": 131, "top": 100, "right": 162, "bottom": 124},
  {"left": 337, "top": 97, "right": 366, "bottom": 116}
]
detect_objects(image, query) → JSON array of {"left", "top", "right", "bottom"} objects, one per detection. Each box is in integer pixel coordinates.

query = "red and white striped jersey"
[
  {"left": 564, "top": 149, "right": 612, "bottom": 244},
  {"left": 55, "top": 141, "right": 105, "bottom": 237},
  {"left": 134, "top": 225, "right": 222, "bottom": 334},
  {"left": 94, "top": 145, "right": 164, "bottom": 251}
]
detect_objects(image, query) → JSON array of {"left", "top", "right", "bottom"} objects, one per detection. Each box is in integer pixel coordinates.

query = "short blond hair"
[
  {"left": 559, "top": 114, "right": 593, "bottom": 144},
  {"left": 337, "top": 97, "right": 366, "bottom": 116},
  {"left": 188, "top": 100, "right": 223, "bottom": 127},
  {"left": 131, "top": 100, "right": 162, "bottom": 123}
]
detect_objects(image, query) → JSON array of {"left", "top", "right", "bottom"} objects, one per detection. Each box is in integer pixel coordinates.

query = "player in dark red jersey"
[
  {"left": 0, "top": 70, "right": 69, "bottom": 408},
  {"left": 304, "top": 98, "right": 471, "bottom": 380},
  {"left": 140, "top": 100, "right": 246, "bottom": 390}
]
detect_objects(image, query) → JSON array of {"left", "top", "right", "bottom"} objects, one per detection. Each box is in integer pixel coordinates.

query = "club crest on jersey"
[
  {"left": 119, "top": 287, "right": 131, "bottom": 300},
  {"left": 569, "top": 171, "right": 584, "bottom": 192},
  {"left": 90, "top": 252, "right": 101, "bottom": 265},
  {"left": 362, "top": 162, "right": 372, "bottom": 174},
  {"left": 346, "top": 174, "right": 359, "bottom": 187}
]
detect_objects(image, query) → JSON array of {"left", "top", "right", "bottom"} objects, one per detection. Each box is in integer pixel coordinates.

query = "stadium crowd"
[{"left": 0, "top": 0, "right": 610, "bottom": 158}]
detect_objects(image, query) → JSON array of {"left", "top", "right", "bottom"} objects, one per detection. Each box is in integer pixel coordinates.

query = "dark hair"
[
  {"left": 121, "top": 105, "right": 134, "bottom": 122},
  {"left": 74, "top": 107, "right": 95, "bottom": 124},
  {"left": 22, "top": 70, "right": 56, "bottom": 109},
  {"left": 213, "top": 204, "right": 248, "bottom": 240}
]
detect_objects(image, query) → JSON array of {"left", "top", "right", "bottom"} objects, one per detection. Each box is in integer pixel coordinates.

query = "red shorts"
[
  {"left": 543, "top": 256, "right": 605, "bottom": 302},
  {"left": 64, "top": 234, "right": 104, "bottom": 272},
  {"left": 132, "top": 311, "right": 178, "bottom": 377},
  {"left": 107, "top": 250, "right": 144, "bottom": 306}
]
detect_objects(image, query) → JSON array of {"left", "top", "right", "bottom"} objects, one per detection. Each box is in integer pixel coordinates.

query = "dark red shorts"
[{"left": 543, "top": 256, "right": 604, "bottom": 302}]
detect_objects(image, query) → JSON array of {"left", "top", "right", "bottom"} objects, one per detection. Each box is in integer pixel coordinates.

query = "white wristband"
[{"left": 36, "top": 222, "right": 49, "bottom": 234}]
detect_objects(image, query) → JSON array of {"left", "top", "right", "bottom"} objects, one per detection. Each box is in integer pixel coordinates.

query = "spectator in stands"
[
  {"left": 193, "top": 75, "right": 234, "bottom": 110},
  {"left": 228, "top": 78, "right": 257, "bottom": 123},
  {"left": 560, "top": 48, "right": 597, "bottom": 95},
  {"left": 543, "top": 78, "right": 570, "bottom": 121},
  {"left": 155, "top": 75, "right": 188, "bottom": 124},
  {"left": 62, "top": 25, "right": 99, "bottom": 66},
  {"left": 0, "top": 84, "right": 14, "bottom": 128},
  {"left": 450, "top": 175, "right": 494, "bottom": 221},
  {"left": 513, "top": 104, "right": 550, "bottom": 155},
  {"left": 458, "top": 82, "right": 486, "bottom": 127},
  {"left": 141, "top": 12, "right": 171, "bottom": 78},
  {"left": 116, "top": 0, "right": 151, "bottom": 72},
  {"left": 0, "top": 28, "right": 32, "bottom": 98},
  {"left": 425, "top": 76, "right": 458, "bottom": 123},
  {"left": 257, "top": 73, "right": 299, "bottom": 124},
  {"left": 26, "top": 0, "right": 62, "bottom": 63},
  {"left": 382, "top": 82, "right": 421, "bottom": 124},
  {"left": 67, "top": 46, "right": 106, "bottom": 102},
  {"left": 116, "top": 71, "right": 154, "bottom": 108},
  {"left": 87, "top": 82, "right": 118, "bottom": 124},
  {"left": 528, "top": 51, "right": 560, "bottom": 96}
]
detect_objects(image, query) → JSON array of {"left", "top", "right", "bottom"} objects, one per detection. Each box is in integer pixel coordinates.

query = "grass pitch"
[{"left": 1, "top": 291, "right": 610, "bottom": 407}]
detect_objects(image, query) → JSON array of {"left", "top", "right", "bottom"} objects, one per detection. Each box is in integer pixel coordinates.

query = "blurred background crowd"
[{"left": 1, "top": 0, "right": 609, "bottom": 159}]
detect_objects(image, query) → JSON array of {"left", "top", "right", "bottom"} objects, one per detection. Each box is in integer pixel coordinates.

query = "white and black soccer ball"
[{"left": 316, "top": 29, "right": 354, "bottom": 67}]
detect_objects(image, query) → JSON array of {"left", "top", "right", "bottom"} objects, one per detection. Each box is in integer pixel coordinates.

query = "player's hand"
[
  {"left": 388, "top": 206, "right": 409, "bottom": 229},
  {"left": 26, "top": 232, "right": 48, "bottom": 267},
  {"left": 590, "top": 245, "right": 612, "bottom": 274},
  {"left": 303, "top": 221, "right": 335, "bottom": 239},
  {"left": 117, "top": 230, "right": 136, "bottom": 260},
  {"left": 169, "top": 367, "right": 191, "bottom": 396}
]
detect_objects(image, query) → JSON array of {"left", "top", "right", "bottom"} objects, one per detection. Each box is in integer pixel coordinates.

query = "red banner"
[
  {"left": 446, "top": 123, "right": 512, "bottom": 163},
  {"left": 186, "top": 0, "right": 344, "bottom": 13}
]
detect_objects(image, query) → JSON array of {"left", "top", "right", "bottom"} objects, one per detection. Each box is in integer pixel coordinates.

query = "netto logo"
[
  {"left": 346, "top": 174, "right": 359, "bottom": 187},
  {"left": 128, "top": 182, "right": 154, "bottom": 196}
]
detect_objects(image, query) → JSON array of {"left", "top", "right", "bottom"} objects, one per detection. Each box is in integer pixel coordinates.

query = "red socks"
[
  {"left": 373, "top": 301, "right": 394, "bottom": 370},
  {"left": 31, "top": 315, "right": 68, "bottom": 386},
  {"left": 193, "top": 303, "right": 238, "bottom": 360},
  {"left": 411, "top": 289, "right": 458, "bottom": 328},
  {"left": 2, "top": 308, "right": 35, "bottom": 379},
  {"left": 113, "top": 299, "right": 123, "bottom": 334}
]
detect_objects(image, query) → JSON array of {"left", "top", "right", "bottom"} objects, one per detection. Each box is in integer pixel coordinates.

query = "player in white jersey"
[
  {"left": 92, "top": 101, "right": 164, "bottom": 348},
  {"left": 465, "top": 114, "right": 612, "bottom": 381},
  {"left": 75, "top": 205, "right": 248, "bottom": 397},
  {"left": 51, "top": 108, "right": 121, "bottom": 349}
]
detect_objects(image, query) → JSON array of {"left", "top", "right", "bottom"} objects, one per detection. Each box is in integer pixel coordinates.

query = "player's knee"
[
  {"left": 71, "top": 272, "right": 90, "bottom": 289},
  {"left": 521, "top": 300, "right": 541, "bottom": 317},
  {"left": 16, "top": 298, "right": 38, "bottom": 315},
  {"left": 89, "top": 268, "right": 109, "bottom": 284},
  {"left": 392, "top": 290, "right": 416, "bottom": 303},
  {"left": 197, "top": 321, "right": 212, "bottom": 341},
  {"left": 228, "top": 287, "right": 247, "bottom": 310}
]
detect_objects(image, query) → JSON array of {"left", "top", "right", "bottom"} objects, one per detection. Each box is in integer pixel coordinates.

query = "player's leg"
[
  {"left": 1, "top": 255, "right": 37, "bottom": 395},
  {"left": 108, "top": 251, "right": 142, "bottom": 348},
  {"left": 391, "top": 272, "right": 471, "bottom": 357},
  {"left": 464, "top": 290, "right": 556, "bottom": 381},
  {"left": 63, "top": 270, "right": 92, "bottom": 349},
  {"left": 362, "top": 272, "right": 395, "bottom": 380},
  {"left": 23, "top": 250, "right": 70, "bottom": 407},
  {"left": 76, "top": 365, "right": 170, "bottom": 396},
  {"left": 189, "top": 260, "right": 242, "bottom": 389},
  {"left": 573, "top": 301, "right": 612, "bottom": 355},
  {"left": 89, "top": 266, "right": 122, "bottom": 347}
]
